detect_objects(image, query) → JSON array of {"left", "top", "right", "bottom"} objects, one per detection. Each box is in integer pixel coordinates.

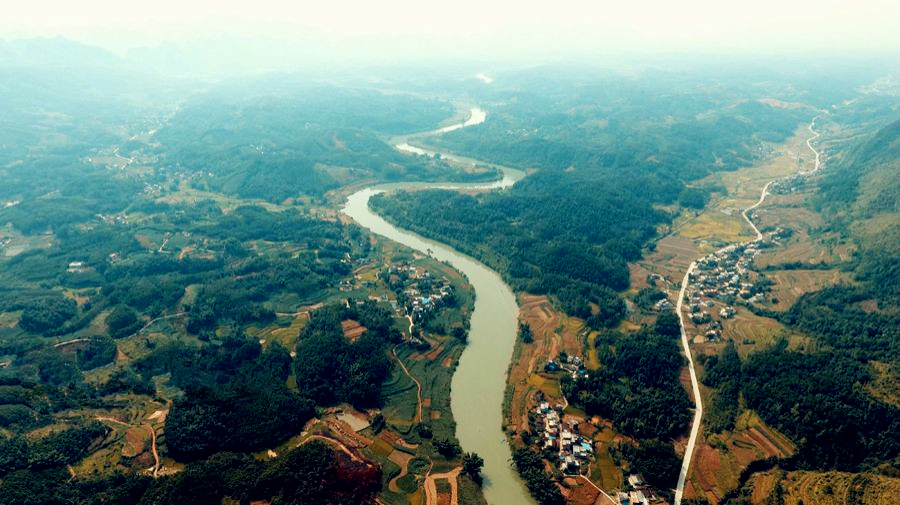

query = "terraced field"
[{"left": 747, "top": 470, "right": 900, "bottom": 505}]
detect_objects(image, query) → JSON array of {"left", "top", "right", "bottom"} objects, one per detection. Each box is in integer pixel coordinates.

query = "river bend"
[{"left": 342, "top": 108, "right": 532, "bottom": 504}]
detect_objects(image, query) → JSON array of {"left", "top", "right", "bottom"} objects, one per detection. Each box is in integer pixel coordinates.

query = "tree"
[
  {"left": 519, "top": 322, "right": 534, "bottom": 343},
  {"left": 654, "top": 311, "right": 681, "bottom": 338},
  {"left": 434, "top": 438, "right": 460, "bottom": 458},
  {"left": 462, "top": 452, "right": 484, "bottom": 483}
]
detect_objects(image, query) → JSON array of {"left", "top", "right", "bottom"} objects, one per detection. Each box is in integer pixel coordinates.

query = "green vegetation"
[
  {"left": 512, "top": 448, "right": 565, "bottom": 505},
  {"left": 0, "top": 441, "right": 380, "bottom": 505},
  {"left": 372, "top": 67, "right": 811, "bottom": 328},
  {"left": 702, "top": 115, "right": 900, "bottom": 489},
  {"left": 293, "top": 302, "right": 400, "bottom": 408},
  {"left": 564, "top": 320, "right": 691, "bottom": 441},
  {"left": 462, "top": 452, "right": 484, "bottom": 482}
]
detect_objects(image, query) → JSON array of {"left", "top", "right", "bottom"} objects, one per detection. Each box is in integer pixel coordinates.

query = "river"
[{"left": 341, "top": 107, "right": 533, "bottom": 504}]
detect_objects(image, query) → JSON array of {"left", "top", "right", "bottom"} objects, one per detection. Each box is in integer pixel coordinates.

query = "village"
[
  {"left": 530, "top": 390, "right": 661, "bottom": 505},
  {"left": 535, "top": 399, "right": 595, "bottom": 474},
  {"left": 338, "top": 257, "right": 458, "bottom": 343},
  {"left": 675, "top": 227, "right": 790, "bottom": 343}
]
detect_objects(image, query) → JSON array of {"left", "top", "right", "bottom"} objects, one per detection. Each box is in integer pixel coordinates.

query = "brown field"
[
  {"left": 686, "top": 411, "right": 796, "bottom": 503},
  {"left": 387, "top": 449, "right": 414, "bottom": 493},
  {"left": 506, "top": 294, "right": 584, "bottom": 432},
  {"left": 677, "top": 209, "right": 751, "bottom": 244},
  {"left": 753, "top": 196, "right": 824, "bottom": 231},
  {"left": 747, "top": 470, "right": 900, "bottom": 505},
  {"left": 134, "top": 234, "right": 156, "bottom": 250},
  {"left": 627, "top": 263, "right": 654, "bottom": 291},
  {"left": 121, "top": 427, "right": 148, "bottom": 458},
  {"left": 721, "top": 311, "right": 788, "bottom": 356},
  {"left": 340, "top": 319, "right": 368, "bottom": 342},
  {"left": 754, "top": 229, "right": 850, "bottom": 268},
  {"left": 562, "top": 476, "right": 609, "bottom": 505},
  {"left": 247, "top": 313, "right": 309, "bottom": 350},
  {"left": 641, "top": 235, "right": 700, "bottom": 282},
  {"left": 766, "top": 269, "right": 852, "bottom": 310}
]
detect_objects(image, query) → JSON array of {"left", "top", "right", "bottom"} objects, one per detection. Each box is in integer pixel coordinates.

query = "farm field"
[
  {"left": 683, "top": 411, "right": 796, "bottom": 504},
  {"left": 745, "top": 470, "right": 900, "bottom": 505}
]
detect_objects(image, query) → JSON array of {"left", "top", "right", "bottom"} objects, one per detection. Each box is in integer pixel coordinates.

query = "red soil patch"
[
  {"left": 423, "top": 342, "right": 444, "bottom": 361},
  {"left": 134, "top": 234, "right": 155, "bottom": 250},
  {"left": 122, "top": 427, "right": 148, "bottom": 458},
  {"left": 340, "top": 319, "right": 368, "bottom": 342},
  {"left": 563, "top": 478, "right": 601, "bottom": 505},
  {"left": 747, "top": 427, "right": 784, "bottom": 459},
  {"left": 379, "top": 431, "right": 401, "bottom": 445},
  {"left": 692, "top": 443, "right": 725, "bottom": 500}
]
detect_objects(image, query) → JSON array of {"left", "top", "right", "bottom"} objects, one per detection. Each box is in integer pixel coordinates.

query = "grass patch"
[
  {"left": 528, "top": 373, "right": 562, "bottom": 398},
  {"left": 590, "top": 446, "right": 623, "bottom": 491},
  {"left": 458, "top": 474, "right": 488, "bottom": 505},
  {"left": 435, "top": 478, "right": 452, "bottom": 494},
  {"left": 395, "top": 473, "right": 418, "bottom": 494}
]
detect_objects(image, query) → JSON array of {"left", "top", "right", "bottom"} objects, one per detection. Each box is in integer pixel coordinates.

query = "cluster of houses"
[
  {"left": 684, "top": 228, "right": 789, "bottom": 342},
  {"left": 96, "top": 213, "right": 129, "bottom": 225},
  {"left": 66, "top": 261, "right": 88, "bottom": 273},
  {"left": 384, "top": 263, "right": 454, "bottom": 322},
  {"left": 534, "top": 401, "right": 595, "bottom": 474},
  {"left": 544, "top": 352, "right": 589, "bottom": 380},
  {"left": 614, "top": 474, "right": 657, "bottom": 505},
  {"left": 142, "top": 182, "right": 164, "bottom": 198},
  {"left": 768, "top": 173, "right": 807, "bottom": 195}
]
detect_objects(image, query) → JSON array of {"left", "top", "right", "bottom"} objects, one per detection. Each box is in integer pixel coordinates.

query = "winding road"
[{"left": 673, "top": 115, "right": 824, "bottom": 505}]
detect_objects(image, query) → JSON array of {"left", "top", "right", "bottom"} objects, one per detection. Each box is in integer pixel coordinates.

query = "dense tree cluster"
[
  {"left": 0, "top": 421, "right": 107, "bottom": 476},
  {"left": 564, "top": 324, "right": 691, "bottom": 440},
  {"left": 165, "top": 375, "right": 314, "bottom": 460},
  {"left": 293, "top": 302, "right": 400, "bottom": 408},
  {"left": 703, "top": 340, "right": 900, "bottom": 472},
  {"left": 620, "top": 439, "right": 682, "bottom": 491},
  {"left": 17, "top": 296, "right": 77, "bottom": 334},
  {"left": 75, "top": 335, "right": 117, "bottom": 370},
  {"left": 512, "top": 448, "right": 565, "bottom": 505}
]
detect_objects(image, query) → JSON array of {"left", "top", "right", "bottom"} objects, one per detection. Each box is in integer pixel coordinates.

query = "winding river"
[{"left": 342, "top": 108, "right": 533, "bottom": 504}]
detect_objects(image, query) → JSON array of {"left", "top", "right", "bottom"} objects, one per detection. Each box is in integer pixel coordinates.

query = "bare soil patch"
[{"left": 340, "top": 319, "right": 368, "bottom": 342}]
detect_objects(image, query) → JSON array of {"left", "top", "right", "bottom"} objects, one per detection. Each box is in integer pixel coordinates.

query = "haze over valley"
[{"left": 1, "top": 3, "right": 899, "bottom": 505}]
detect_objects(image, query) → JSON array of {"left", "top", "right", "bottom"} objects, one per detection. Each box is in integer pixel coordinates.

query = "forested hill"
[
  {"left": 150, "top": 81, "right": 496, "bottom": 203},
  {"left": 785, "top": 116, "right": 900, "bottom": 358},
  {"left": 818, "top": 117, "right": 900, "bottom": 223},
  {"left": 372, "top": 68, "right": 814, "bottom": 327}
]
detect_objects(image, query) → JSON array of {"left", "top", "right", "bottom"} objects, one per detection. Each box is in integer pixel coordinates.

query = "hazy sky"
[{"left": 2, "top": 0, "right": 898, "bottom": 58}]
